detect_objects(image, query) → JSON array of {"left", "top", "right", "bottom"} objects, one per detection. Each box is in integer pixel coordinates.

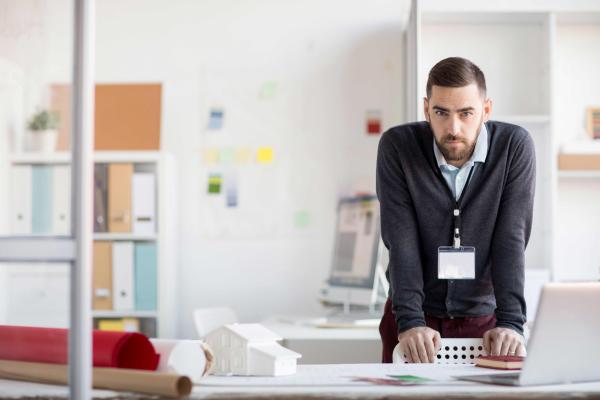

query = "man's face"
[{"left": 424, "top": 83, "right": 492, "bottom": 167}]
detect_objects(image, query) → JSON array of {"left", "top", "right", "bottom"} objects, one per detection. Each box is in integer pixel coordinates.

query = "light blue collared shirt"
[{"left": 433, "top": 123, "right": 488, "bottom": 201}]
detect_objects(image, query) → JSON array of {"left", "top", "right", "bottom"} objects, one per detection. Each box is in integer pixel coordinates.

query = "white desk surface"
[
  {"left": 3, "top": 364, "right": 599, "bottom": 399},
  {"left": 263, "top": 319, "right": 380, "bottom": 341}
]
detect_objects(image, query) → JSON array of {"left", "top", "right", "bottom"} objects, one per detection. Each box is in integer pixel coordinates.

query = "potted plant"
[{"left": 26, "top": 109, "right": 60, "bottom": 152}]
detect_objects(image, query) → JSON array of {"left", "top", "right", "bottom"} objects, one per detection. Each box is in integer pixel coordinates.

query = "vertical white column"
[{"left": 70, "top": 0, "right": 95, "bottom": 398}]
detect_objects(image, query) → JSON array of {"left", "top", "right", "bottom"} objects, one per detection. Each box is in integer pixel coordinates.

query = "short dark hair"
[{"left": 426, "top": 57, "right": 486, "bottom": 99}]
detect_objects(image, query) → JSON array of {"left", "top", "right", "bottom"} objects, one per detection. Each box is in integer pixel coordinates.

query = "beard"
[{"left": 434, "top": 117, "right": 483, "bottom": 163}]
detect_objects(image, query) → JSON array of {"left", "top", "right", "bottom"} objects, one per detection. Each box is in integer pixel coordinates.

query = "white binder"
[
  {"left": 112, "top": 241, "right": 134, "bottom": 311},
  {"left": 52, "top": 165, "right": 71, "bottom": 235},
  {"left": 10, "top": 165, "right": 32, "bottom": 234},
  {"left": 132, "top": 172, "right": 156, "bottom": 235}
]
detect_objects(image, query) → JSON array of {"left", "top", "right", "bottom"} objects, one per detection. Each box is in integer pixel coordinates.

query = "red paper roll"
[{"left": 0, "top": 326, "right": 159, "bottom": 370}]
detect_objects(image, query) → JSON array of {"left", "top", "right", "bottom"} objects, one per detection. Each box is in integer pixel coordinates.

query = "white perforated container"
[{"left": 393, "top": 338, "right": 488, "bottom": 364}]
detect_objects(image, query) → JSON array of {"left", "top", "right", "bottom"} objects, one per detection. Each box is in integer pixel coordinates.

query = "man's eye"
[
  {"left": 461, "top": 112, "right": 473, "bottom": 117},
  {"left": 435, "top": 111, "right": 447, "bottom": 116}
]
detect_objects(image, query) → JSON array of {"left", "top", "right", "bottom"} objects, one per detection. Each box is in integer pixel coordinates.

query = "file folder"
[
  {"left": 132, "top": 173, "right": 156, "bottom": 235},
  {"left": 94, "top": 164, "right": 108, "bottom": 232},
  {"left": 52, "top": 165, "right": 71, "bottom": 235},
  {"left": 134, "top": 243, "right": 157, "bottom": 311},
  {"left": 112, "top": 241, "right": 134, "bottom": 311},
  {"left": 31, "top": 165, "right": 54, "bottom": 234},
  {"left": 93, "top": 241, "right": 113, "bottom": 310},
  {"left": 108, "top": 163, "right": 133, "bottom": 233},
  {"left": 11, "top": 165, "right": 32, "bottom": 234}
]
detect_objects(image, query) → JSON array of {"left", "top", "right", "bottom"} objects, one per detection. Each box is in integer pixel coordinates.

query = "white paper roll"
[{"left": 150, "top": 339, "right": 207, "bottom": 382}]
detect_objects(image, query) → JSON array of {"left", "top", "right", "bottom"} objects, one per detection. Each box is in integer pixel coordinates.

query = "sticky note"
[
  {"left": 294, "top": 211, "right": 310, "bottom": 229},
  {"left": 208, "top": 173, "right": 222, "bottom": 194},
  {"left": 224, "top": 173, "right": 238, "bottom": 208},
  {"left": 202, "top": 148, "right": 219, "bottom": 165},
  {"left": 366, "top": 109, "right": 382, "bottom": 135},
  {"left": 259, "top": 81, "right": 278, "bottom": 100},
  {"left": 257, "top": 146, "right": 274, "bottom": 164},
  {"left": 207, "top": 108, "right": 224, "bottom": 130},
  {"left": 219, "top": 147, "right": 235, "bottom": 164},
  {"left": 235, "top": 147, "right": 251, "bottom": 164}
]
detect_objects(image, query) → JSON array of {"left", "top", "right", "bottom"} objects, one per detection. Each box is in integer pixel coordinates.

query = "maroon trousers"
[{"left": 379, "top": 298, "right": 496, "bottom": 363}]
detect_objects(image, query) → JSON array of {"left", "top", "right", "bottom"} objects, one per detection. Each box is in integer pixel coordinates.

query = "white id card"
[{"left": 438, "top": 246, "right": 476, "bottom": 279}]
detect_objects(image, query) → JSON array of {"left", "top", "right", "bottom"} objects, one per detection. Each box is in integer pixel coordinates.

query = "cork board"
[{"left": 50, "top": 83, "right": 162, "bottom": 151}]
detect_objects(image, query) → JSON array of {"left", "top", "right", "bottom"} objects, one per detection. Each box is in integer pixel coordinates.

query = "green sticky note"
[
  {"left": 388, "top": 375, "right": 433, "bottom": 382},
  {"left": 294, "top": 211, "right": 310, "bottom": 228},
  {"left": 208, "top": 173, "right": 222, "bottom": 194},
  {"left": 219, "top": 147, "right": 235, "bottom": 164},
  {"left": 259, "top": 81, "right": 278, "bottom": 99}
]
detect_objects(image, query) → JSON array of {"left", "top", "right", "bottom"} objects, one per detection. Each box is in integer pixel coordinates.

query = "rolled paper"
[
  {"left": 197, "top": 340, "right": 215, "bottom": 376},
  {"left": 0, "top": 325, "right": 159, "bottom": 370},
  {"left": 151, "top": 339, "right": 208, "bottom": 382},
  {"left": 0, "top": 359, "right": 192, "bottom": 397}
]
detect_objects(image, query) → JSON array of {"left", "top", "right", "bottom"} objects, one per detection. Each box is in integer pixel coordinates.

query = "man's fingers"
[
  {"left": 415, "top": 338, "right": 429, "bottom": 363},
  {"left": 482, "top": 330, "right": 491, "bottom": 354},
  {"left": 515, "top": 343, "right": 527, "bottom": 357},
  {"left": 433, "top": 331, "right": 442, "bottom": 353},
  {"left": 491, "top": 332, "right": 503, "bottom": 356},
  {"left": 499, "top": 334, "right": 511, "bottom": 356},
  {"left": 507, "top": 339, "right": 520, "bottom": 356},
  {"left": 424, "top": 335, "right": 436, "bottom": 363},
  {"left": 407, "top": 340, "right": 420, "bottom": 363}
]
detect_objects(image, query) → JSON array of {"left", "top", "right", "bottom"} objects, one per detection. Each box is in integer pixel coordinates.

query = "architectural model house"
[{"left": 205, "top": 323, "right": 301, "bottom": 376}]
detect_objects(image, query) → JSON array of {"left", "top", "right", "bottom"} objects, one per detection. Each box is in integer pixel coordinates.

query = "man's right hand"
[{"left": 397, "top": 326, "right": 441, "bottom": 363}]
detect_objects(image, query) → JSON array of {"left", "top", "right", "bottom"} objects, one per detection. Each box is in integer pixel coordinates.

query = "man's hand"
[
  {"left": 483, "top": 327, "right": 526, "bottom": 357},
  {"left": 397, "top": 326, "right": 441, "bottom": 363}
]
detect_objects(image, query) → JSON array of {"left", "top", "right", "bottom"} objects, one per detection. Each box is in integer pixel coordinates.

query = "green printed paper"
[{"left": 388, "top": 375, "right": 434, "bottom": 383}]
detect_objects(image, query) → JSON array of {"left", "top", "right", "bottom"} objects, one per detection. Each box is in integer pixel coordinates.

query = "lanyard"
[{"left": 435, "top": 165, "right": 475, "bottom": 249}]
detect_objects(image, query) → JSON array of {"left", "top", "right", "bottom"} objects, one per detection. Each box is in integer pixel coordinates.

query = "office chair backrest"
[
  {"left": 193, "top": 307, "right": 238, "bottom": 339},
  {"left": 393, "top": 338, "right": 488, "bottom": 364}
]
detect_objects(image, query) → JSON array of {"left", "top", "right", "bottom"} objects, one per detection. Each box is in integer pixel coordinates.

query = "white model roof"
[
  {"left": 224, "top": 323, "right": 282, "bottom": 342},
  {"left": 250, "top": 343, "right": 301, "bottom": 359}
]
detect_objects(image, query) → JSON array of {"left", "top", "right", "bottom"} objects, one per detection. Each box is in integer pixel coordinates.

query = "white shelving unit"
[
  {"left": 406, "top": 0, "right": 600, "bottom": 283},
  {"left": 4, "top": 151, "right": 176, "bottom": 338}
]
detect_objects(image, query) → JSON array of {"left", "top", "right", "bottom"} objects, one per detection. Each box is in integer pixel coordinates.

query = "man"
[{"left": 376, "top": 57, "right": 535, "bottom": 363}]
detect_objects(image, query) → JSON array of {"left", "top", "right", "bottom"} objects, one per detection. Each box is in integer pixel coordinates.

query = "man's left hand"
[{"left": 483, "top": 327, "right": 526, "bottom": 357}]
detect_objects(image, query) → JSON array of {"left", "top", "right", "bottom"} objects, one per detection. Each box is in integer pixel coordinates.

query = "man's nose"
[{"left": 447, "top": 115, "right": 461, "bottom": 137}]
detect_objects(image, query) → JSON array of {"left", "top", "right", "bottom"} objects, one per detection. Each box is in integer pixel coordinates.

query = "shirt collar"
[{"left": 433, "top": 122, "right": 488, "bottom": 170}]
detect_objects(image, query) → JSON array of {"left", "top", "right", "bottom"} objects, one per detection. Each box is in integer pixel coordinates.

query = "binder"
[
  {"left": 11, "top": 165, "right": 32, "bottom": 234},
  {"left": 132, "top": 173, "right": 156, "bottom": 235},
  {"left": 112, "top": 241, "right": 134, "bottom": 311},
  {"left": 94, "top": 164, "right": 108, "bottom": 232},
  {"left": 31, "top": 165, "right": 54, "bottom": 234},
  {"left": 93, "top": 241, "right": 113, "bottom": 310},
  {"left": 108, "top": 163, "right": 133, "bottom": 233},
  {"left": 52, "top": 165, "right": 71, "bottom": 235},
  {"left": 134, "top": 243, "right": 157, "bottom": 311}
]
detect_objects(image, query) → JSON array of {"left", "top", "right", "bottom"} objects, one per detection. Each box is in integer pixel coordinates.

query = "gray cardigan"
[{"left": 376, "top": 120, "right": 535, "bottom": 335}]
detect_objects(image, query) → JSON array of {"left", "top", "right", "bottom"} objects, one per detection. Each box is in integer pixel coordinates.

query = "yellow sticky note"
[
  {"left": 235, "top": 147, "right": 251, "bottom": 164},
  {"left": 202, "top": 148, "right": 219, "bottom": 165},
  {"left": 257, "top": 146, "right": 274, "bottom": 164}
]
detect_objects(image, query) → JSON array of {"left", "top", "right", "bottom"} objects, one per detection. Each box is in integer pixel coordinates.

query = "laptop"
[{"left": 456, "top": 282, "right": 600, "bottom": 386}]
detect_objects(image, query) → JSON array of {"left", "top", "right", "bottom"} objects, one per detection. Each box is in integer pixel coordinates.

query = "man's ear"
[
  {"left": 423, "top": 97, "right": 430, "bottom": 122},
  {"left": 483, "top": 98, "right": 493, "bottom": 122}
]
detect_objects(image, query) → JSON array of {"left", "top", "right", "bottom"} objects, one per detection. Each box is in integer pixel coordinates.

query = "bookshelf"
[
  {"left": 406, "top": 0, "right": 600, "bottom": 282},
  {"left": 4, "top": 151, "right": 176, "bottom": 338}
]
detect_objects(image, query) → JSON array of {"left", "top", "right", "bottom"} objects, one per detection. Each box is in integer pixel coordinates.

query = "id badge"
[{"left": 438, "top": 246, "right": 476, "bottom": 279}]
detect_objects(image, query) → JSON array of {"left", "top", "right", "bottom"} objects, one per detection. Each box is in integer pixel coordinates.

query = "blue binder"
[
  {"left": 134, "top": 242, "right": 157, "bottom": 311},
  {"left": 31, "top": 166, "right": 54, "bottom": 234}
]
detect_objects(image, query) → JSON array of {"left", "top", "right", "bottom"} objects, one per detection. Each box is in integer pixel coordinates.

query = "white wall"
[{"left": 1, "top": 0, "right": 409, "bottom": 338}]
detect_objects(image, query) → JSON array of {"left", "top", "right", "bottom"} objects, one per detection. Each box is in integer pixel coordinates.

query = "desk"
[
  {"left": 263, "top": 319, "right": 381, "bottom": 364},
  {"left": 2, "top": 364, "right": 600, "bottom": 399}
]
